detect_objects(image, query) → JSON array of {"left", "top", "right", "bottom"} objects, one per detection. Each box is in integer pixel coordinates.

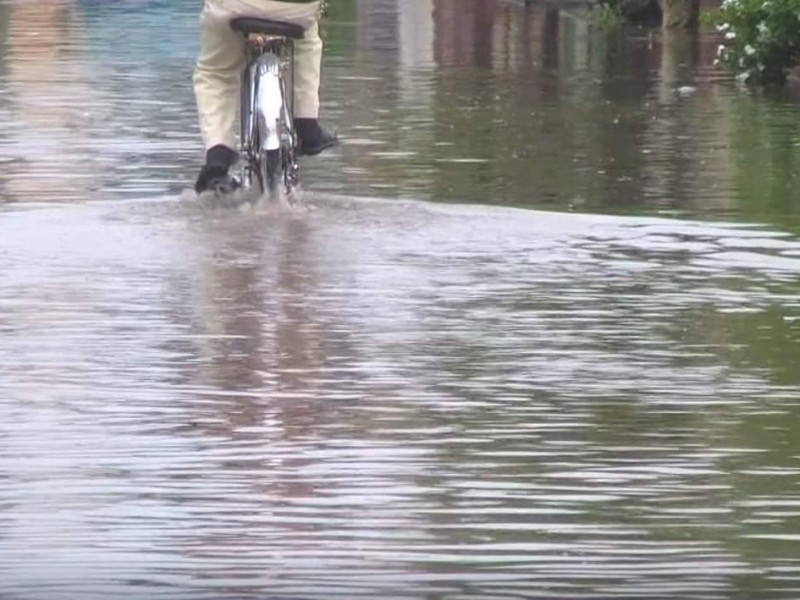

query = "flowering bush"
[{"left": 711, "top": 0, "right": 800, "bottom": 84}]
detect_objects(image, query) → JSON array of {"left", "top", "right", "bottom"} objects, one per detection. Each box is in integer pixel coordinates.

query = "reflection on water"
[
  {"left": 318, "top": 0, "right": 800, "bottom": 224},
  {"left": 2, "top": 199, "right": 800, "bottom": 599},
  {"left": 2, "top": 0, "right": 800, "bottom": 222},
  {"left": 2, "top": 0, "right": 800, "bottom": 599},
  {"left": 0, "top": 0, "right": 199, "bottom": 202}
]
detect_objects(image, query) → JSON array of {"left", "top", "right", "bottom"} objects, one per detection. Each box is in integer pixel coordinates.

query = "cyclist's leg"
[
  {"left": 293, "top": 18, "right": 322, "bottom": 121},
  {"left": 293, "top": 18, "right": 337, "bottom": 155},
  {"left": 193, "top": 1, "right": 247, "bottom": 192}
]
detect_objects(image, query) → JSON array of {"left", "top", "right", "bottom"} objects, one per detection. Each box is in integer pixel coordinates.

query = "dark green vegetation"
[{"left": 708, "top": 0, "right": 800, "bottom": 84}]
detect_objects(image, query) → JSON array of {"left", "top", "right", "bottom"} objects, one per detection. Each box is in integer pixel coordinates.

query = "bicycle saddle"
[{"left": 230, "top": 18, "right": 305, "bottom": 39}]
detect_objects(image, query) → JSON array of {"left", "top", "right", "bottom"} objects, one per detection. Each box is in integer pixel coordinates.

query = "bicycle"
[{"left": 232, "top": 17, "right": 304, "bottom": 202}]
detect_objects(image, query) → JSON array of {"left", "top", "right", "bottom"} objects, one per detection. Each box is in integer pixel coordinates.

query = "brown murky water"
[{"left": 2, "top": 1, "right": 800, "bottom": 599}]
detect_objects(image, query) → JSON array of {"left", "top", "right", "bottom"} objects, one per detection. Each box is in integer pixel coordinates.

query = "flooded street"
[{"left": 2, "top": 1, "right": 800, "bottom": 599}]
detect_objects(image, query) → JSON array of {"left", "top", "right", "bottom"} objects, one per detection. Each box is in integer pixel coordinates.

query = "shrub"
[
  {"left": 591, "top": 2, "right": 625, "bottom": 29},
  {"left": 710, "top": 0, "right": 800, "bottom": 84}
]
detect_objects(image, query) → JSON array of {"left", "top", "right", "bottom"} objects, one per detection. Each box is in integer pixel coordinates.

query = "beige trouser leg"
[{"left": 193, "top": 0, "right": 323, "bottom": 151}]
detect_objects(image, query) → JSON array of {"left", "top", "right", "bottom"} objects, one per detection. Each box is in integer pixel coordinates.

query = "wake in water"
[{"left": 194, "top": 185, "right": 304, "bottom": 215}]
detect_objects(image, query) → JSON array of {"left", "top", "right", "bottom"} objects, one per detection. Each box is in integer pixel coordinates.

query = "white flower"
[
  {"left": 745, "top": 44, "right": 756, "bottom": 55},
  {"left": 758, "top": 22, "right": 769, "bottom": 36},
  {"left": 725, "top": 31, "right": 737, "bottom": 40},
  {"left": 717, "top": 44, "right": 726, "bottom": 58},
  {"left": 717, "top": 22, "right": 731, "bottom": 32},
  {"left": 714, "top": 58, "right": 721, "bottom": 66}
]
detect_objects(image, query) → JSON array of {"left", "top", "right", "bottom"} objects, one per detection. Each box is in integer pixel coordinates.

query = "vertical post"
[{"left": 662, "top": 0, "right": 700, "bottom": 29}]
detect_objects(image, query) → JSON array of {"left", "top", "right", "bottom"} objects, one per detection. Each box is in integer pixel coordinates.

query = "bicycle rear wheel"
[
  {"left": 261, "top": 148, "right": 282, "bottom": 196},
  {"left": 259, "top": 142, "right": 298, "bottom": 199},
  {"left": 239, "top": 58, "right": 260, "bottom": 194}
]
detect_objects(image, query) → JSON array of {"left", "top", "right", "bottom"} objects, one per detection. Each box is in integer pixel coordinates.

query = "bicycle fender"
[{"left": 255, "top": 53, "right": 283, "bottom": 152}]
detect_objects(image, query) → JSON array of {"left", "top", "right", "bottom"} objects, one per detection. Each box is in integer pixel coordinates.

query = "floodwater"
[{"left": 2, "top": 1, "right": 800, "bottom": 599}]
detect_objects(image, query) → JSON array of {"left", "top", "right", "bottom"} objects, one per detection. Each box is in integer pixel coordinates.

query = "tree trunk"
[{"left": 662, "top": 0, "right": 700, "bottom": 29}]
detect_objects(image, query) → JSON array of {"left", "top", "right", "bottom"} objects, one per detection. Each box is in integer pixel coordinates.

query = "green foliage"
[
  {"left": 708, "top": 0, "right": 800, "bottom": 84},
  {"left": 591, "top": 2, "right": 625, "bottom": 30}
]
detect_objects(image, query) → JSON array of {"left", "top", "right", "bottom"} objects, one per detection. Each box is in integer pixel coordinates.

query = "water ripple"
[{"left": 2, "top": 0, "right": 800, "bottom": 598}]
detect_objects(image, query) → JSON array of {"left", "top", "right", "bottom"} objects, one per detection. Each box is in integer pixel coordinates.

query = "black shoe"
[
  {"left": 195, "top": 144, "right": 240, "bottom": 194},
  {"left": 295, "top": 118, "right": 338, "bottom": 156},
  {"left": 194, "top": 165, "right": 242, "bottom": 195}
]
